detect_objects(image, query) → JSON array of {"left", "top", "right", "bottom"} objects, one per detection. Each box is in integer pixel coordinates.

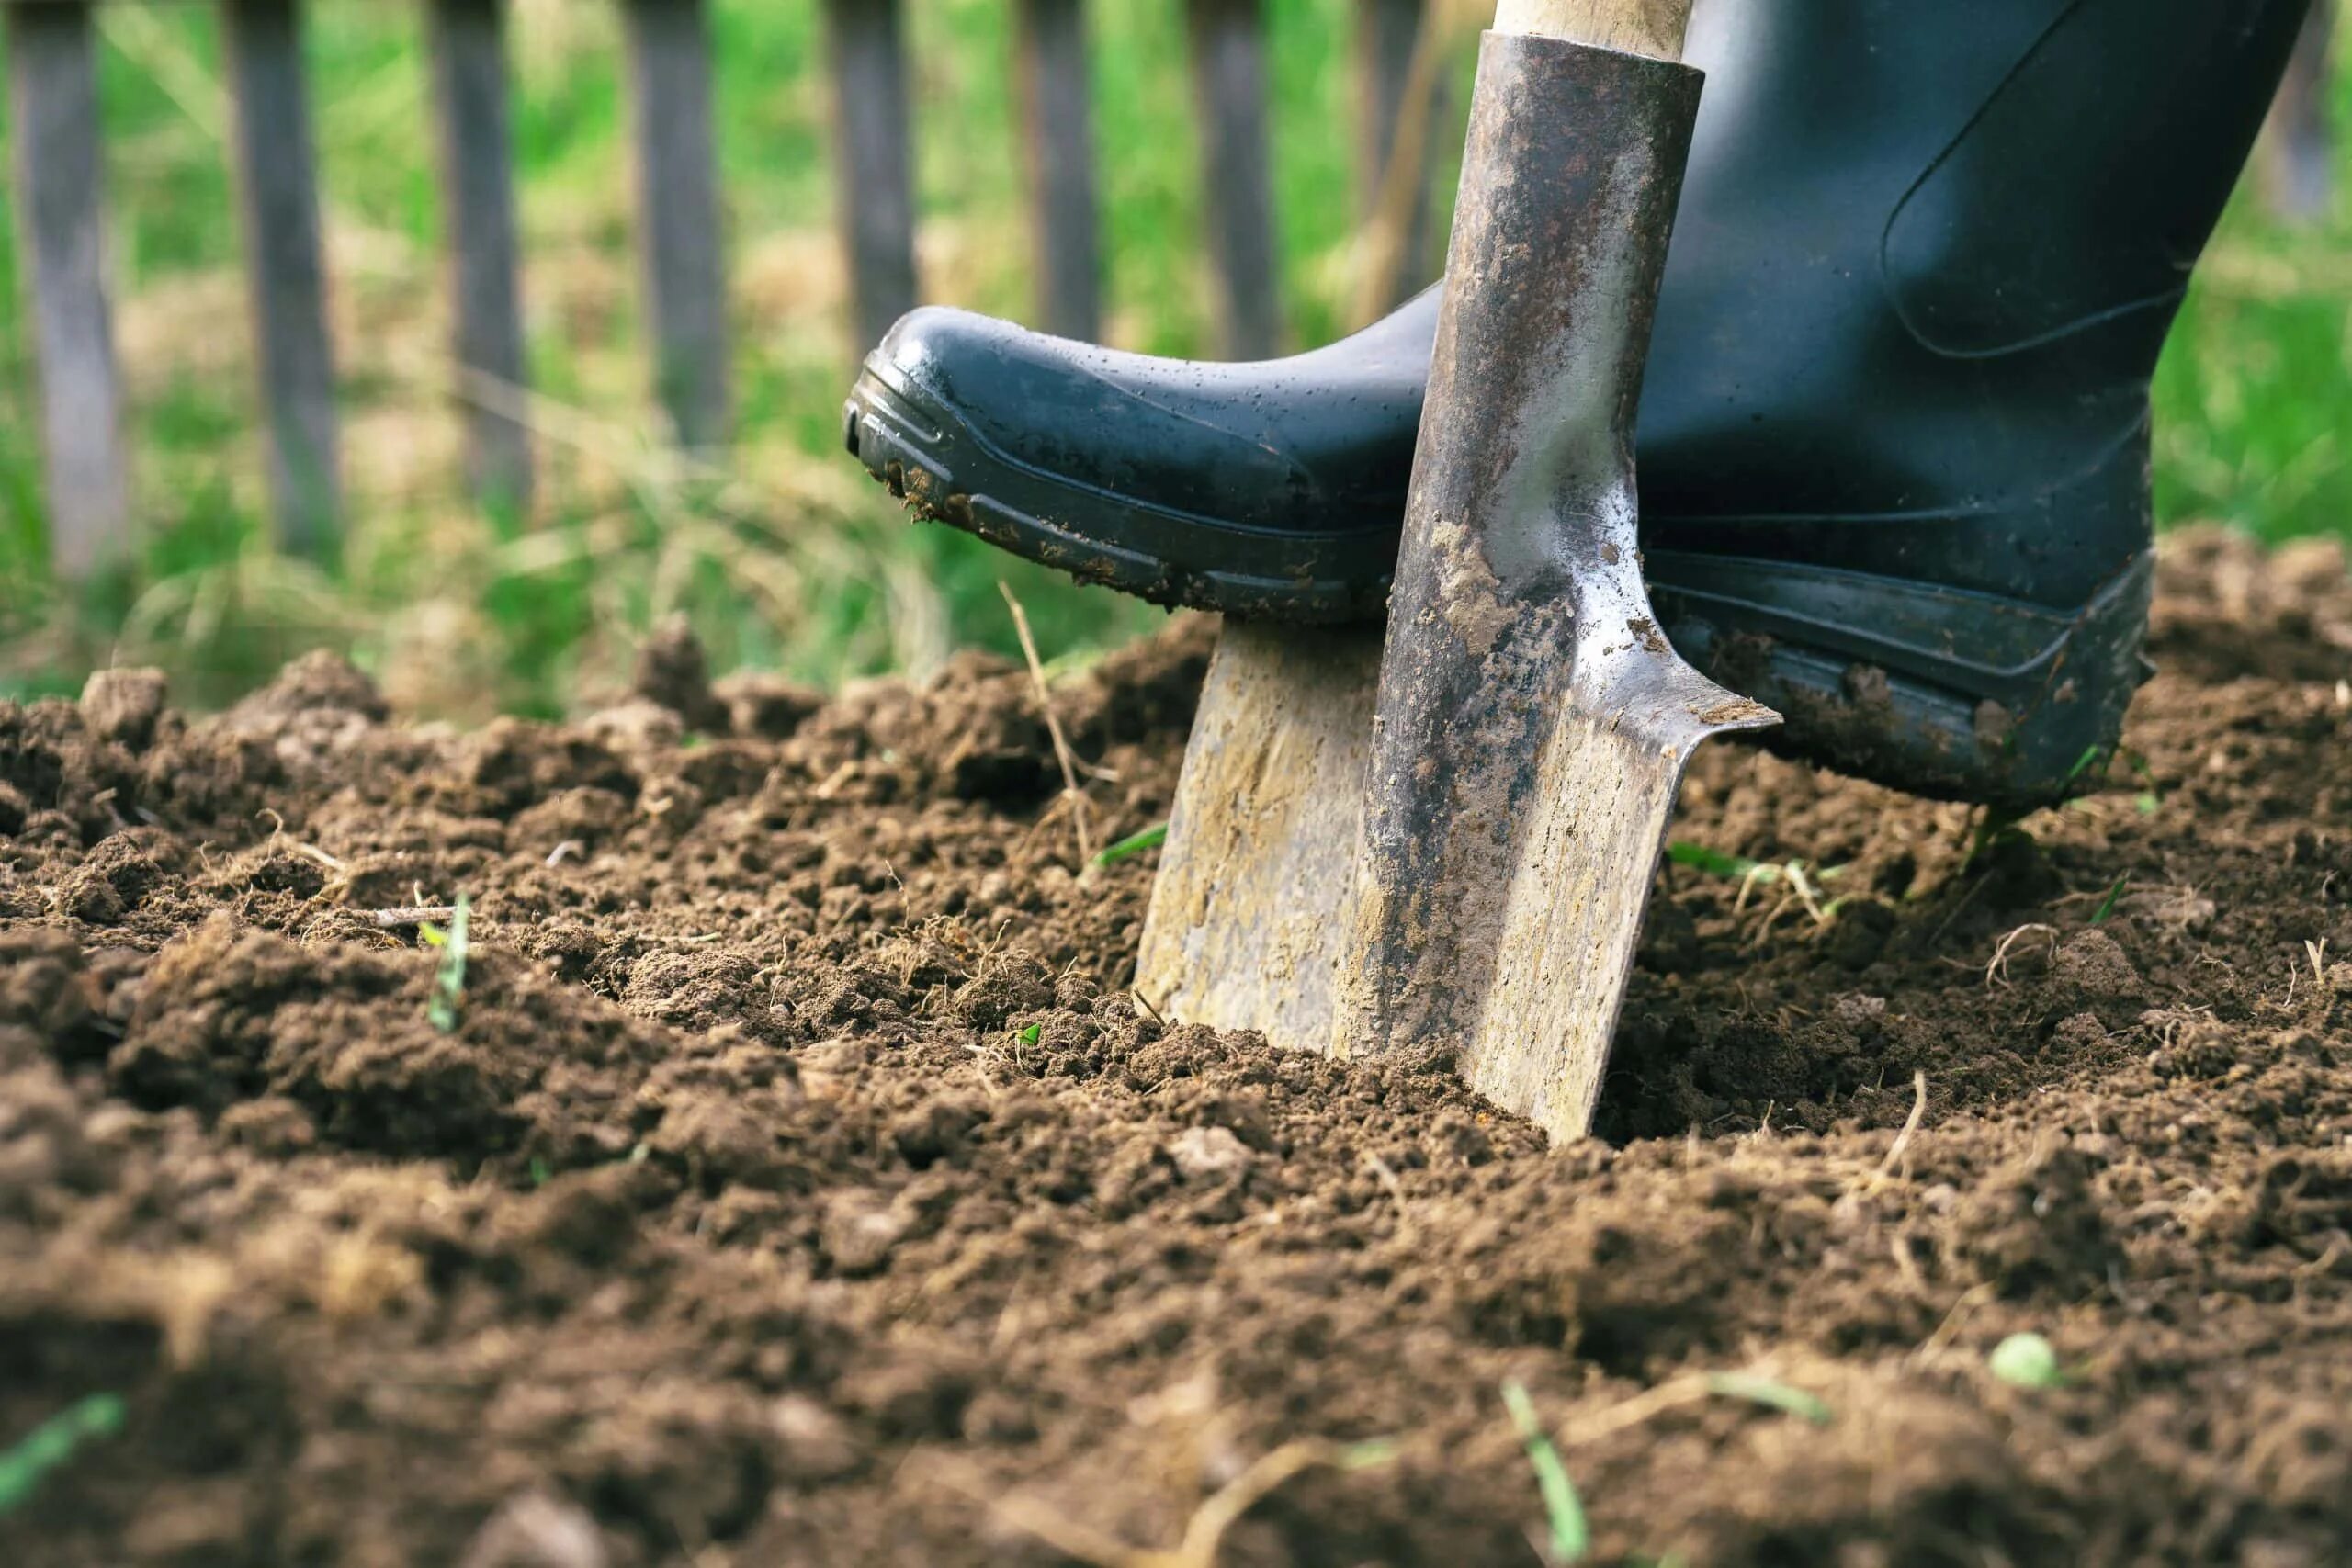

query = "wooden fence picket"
[
  {"left": 1014, "top": 0, "right": 1102, "bottom": 343},
  {"left": 1185, "top": 0, "right": 1281, "bottom": 359},
  {"left": 426, "top": 0, "right": 532, "bottom": 509},
  {"left": 221, "top": 0, "right": 342, "bottom": 560},
  {"left": 621, "top": 0, "right": 731, "bottom": 450},
  {"left": 6, "top": 0, "right": 131, "bottom": 579},
  {"left": 822, "top": 0, "right": 918, "bottom": 357},
  {"left": 0, "top": 0, "right": 1310, "bottom": 568}
]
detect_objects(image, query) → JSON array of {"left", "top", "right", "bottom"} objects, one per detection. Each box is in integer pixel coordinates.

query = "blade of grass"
[
  {"left": 0, "top": 1393, "right": 126, "bottom": 1515},
  {"left": 1090, "top": 822, "right": 1169, "bottom": 868},
  {"left": 1503, "top": 1380, "right": 1589, "bottom": 1565},
  {"left": 1702, "top": 1372, "right": 1832, "bottom": 1427},
  {"left": 2062, "top": 744, "right": 2107, "bottom": 787},
  {"left": 2092, "top": 874, "right": 2131, "bottom": 925}
]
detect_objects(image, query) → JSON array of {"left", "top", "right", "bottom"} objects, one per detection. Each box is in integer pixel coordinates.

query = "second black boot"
[{"left": 844, "top": 0, "right": 2311, "bottom": 808}]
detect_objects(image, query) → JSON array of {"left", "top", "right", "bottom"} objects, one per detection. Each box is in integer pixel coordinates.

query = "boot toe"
[
  {"left": 845, "top": 303, "right": 1410, "bottom": 622},
  {"left": 864, "top": 305, "right": 1001, "bottom": 413},
  {"left": 859, "top": 305, "right": 1325, "bottom": 519}
]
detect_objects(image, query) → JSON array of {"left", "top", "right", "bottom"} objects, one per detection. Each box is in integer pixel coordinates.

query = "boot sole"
[
  {"left": 845, "top": 373, "right": 1389, "bottom": 624},
  {"left": 844, "top": 371, "right": 2151, "bottom": 809}
]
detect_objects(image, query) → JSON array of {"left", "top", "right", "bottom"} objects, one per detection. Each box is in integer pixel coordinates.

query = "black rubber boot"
[{"left": 844, "top": 0, "right": 2311, "bottom": 807}]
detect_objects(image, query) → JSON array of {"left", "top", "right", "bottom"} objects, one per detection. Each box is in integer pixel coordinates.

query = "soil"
[{"left": 4, "top": 529, "right": 2350, "bottom": 1568}]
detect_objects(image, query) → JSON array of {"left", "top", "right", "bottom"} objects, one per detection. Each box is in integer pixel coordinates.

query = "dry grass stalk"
[
  {"left": 1875, "top": 1071, "right": 1930, "bottom": 1178},
  {"left": 1984, "top": 923, "right": 2060, "bottom": 988},
  {"left": 999, "top": 581, "right": 1094, "bottom": 863},
  {"left": 366, "top": 906, "right": 458, "bottom": 930}
]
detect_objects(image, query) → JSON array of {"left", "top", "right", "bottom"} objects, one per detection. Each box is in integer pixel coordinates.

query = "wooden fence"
[
  {"left": 2, "top": 0, "right": 2342, "bottom": 581},
  {"left": 5, "top": 0, "right": 1456, "bottom": 580}
]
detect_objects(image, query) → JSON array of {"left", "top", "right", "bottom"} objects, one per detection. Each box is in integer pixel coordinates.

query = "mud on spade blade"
[{"left": 1336, "top": 31, "right": 1779, "bottom": 1144}]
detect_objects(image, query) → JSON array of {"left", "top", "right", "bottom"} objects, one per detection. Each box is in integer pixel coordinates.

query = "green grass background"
[{"left": 0, "top": 0, "right": 2344, "bottom": 716}]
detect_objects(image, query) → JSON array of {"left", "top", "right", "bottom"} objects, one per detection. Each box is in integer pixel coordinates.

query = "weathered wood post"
[
  {"left": 1183, "top": 0, "right": 1281, "bottom": 359},
  {"left": 426, "top": 0, "right": 532, "bottom": 510},
  {"left": 1014, "top": 0, "right": 1102, "bottom": 343},
  {"left": 621, "top": 0, "right": 731, "bottom": 449},
  {"left": 5, "top": 0, "right": 131, "bottom": 578},
  {"left": 821, "top": 0, "right": 918, "bottom": 356},
  {"left": 221, "top": 0, "right": 343, "bottom": 559}
]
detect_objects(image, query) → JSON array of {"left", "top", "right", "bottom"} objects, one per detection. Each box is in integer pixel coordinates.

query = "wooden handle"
[{"left": 1492, "top": 0, "right": 1691, "bottom": 60}]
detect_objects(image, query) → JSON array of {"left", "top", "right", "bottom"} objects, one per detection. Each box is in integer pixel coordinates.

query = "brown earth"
[{"left": 3, "top": 527, "right": 2350, "bottom": 1567}]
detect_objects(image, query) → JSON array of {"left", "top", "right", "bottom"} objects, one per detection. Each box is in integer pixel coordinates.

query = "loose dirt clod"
[{"left": 2, "top": 534, "right": 2349, "bottom": 1565}]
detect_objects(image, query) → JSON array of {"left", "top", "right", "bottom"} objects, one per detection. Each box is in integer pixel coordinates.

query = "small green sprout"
[
  {"left": 424, "top": 893, "right": 471, "bottom": 1032},
  {"left": 1665, "top": 841, "right": 1759, "bottom": 880},
  {"left": 1667, "top": 843, "right": 1849, "bottom": 924},
  {"left": 1963, "top": 807, "right": 2032, "bottom": 870},
  {"left": 0, "top": 1393, "right": 125, "bottom": 1515},
  {"left": 1016, "top": 1022, "right": 1042, "bottom": 1046},
  {"left": 2126, "top": 750, "right": 2163, "bottom": 816},
  {"left": 1988, "top": 1332, "right": 2066, "bottom": 1389},
  {"left": 1702, "top": 1371, "right": 1833, "bottom": 1427},
  {"left": 2091, "top": 874, "right": 2131, "bottom": 925},
  {"left": 1666, "top": 842, "right": 1847, "bottom": 889},
  {"left": 1503, "top": 1380, "right": 1589, "bottom": 1565},
  {"left": 1089, "top": 822, "right": 1170, "bottom": 868}
]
